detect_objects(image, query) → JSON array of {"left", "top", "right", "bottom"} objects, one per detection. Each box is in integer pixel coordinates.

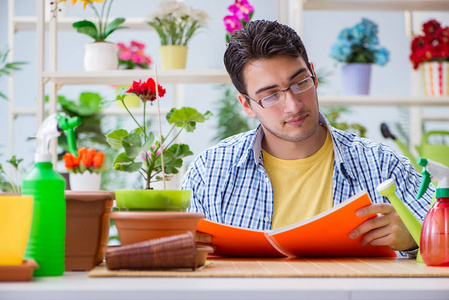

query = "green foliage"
[
  {"left": 0, "top": 155, "right": 24, "bottom": 193},
  {"left": 0, "top": 48, "right": 27, "bottom": 101},
  {"left": 321, "top": 107, "right": 367, "bottom": 138},
  {"left": 104, "top": 104, "right": 212, "bottom": 189},
  {"left": 212, "top": 85, "right": 256, "bottom": 142}
]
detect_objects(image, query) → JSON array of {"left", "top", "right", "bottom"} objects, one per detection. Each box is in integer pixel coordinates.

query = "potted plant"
[
  {"left": 63, "top": 147, "right": 107, "bottom": 191},
  {"left": 410, "top": 19, "right": 449, "bottom": 97},
  {"left": 57, "top": 0, "right": 127, "bottom": 71},
  {"left": 101, "top": 76, "right": 210, "bottom": 244},
  {"left": 115, "top": 40, "right": 153, "bottom": 108},
  {"left": 329, "top": 18, "right": 389, "bottom": 95},
  {"left": 146, "top": 0, "right": 210, "bottom": 69}
]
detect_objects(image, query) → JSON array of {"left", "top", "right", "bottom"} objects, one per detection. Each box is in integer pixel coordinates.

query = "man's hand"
[
  {"left": 349, "top": 203, "right": 417, "bottom": 251},
  {"left": 195, "top": 232, "right": 215, "bottom": 252}
]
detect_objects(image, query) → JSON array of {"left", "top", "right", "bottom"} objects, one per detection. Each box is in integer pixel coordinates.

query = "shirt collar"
[{"left": 241, "top": 113, "right": 355, "bottom": 180}]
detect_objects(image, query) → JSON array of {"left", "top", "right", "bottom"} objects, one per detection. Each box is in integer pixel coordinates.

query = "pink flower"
[
  {"left": 131, "top": 40, "right": 145, "bottom": 50},
  {"left": 119, "top": 50, "right": 132, "bottom": 61},
  {"left": 132, "top": 53, "right": 143, "bottom": 64},
  {"left": 224, "top": 15, "right": 243, "bottom": 34},
  {"left": 228, "top": 0, "right": 254, "bottom": 22}
]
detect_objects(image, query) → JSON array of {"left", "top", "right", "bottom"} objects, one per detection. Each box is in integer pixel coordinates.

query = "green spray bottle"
[{"left": 23, "top": 113, "right": 80, "bottom": 276}]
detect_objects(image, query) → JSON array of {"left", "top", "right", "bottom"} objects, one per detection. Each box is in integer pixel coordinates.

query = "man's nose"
[{"left": 283, "top": 89, "right": 303, "bottom": 113}]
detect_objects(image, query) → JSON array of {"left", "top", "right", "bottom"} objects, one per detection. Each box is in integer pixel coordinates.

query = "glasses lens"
[
  {"left": 291, "top": 77, "right": 314, "bottom": 94},
  {"left": 261, "top": 91, "right": 285, "bottom": 108}
]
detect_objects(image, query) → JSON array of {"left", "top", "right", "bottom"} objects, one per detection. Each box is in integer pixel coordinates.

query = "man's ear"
[
  {"left": 238, "top": 94, "right": 257, "bottom": 118},
  {"left": 310, "top": 62, "right": 318, "bottom": 89}
]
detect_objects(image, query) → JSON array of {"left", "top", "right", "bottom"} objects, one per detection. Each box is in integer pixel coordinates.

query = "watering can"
[{"left": 380, "top": 123, "right": 449, "bottom": 170}]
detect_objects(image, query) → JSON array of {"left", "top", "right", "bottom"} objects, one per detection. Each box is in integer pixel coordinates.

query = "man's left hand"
[{"left": 349, "top": 203, "right": 417, "bottom": 251}]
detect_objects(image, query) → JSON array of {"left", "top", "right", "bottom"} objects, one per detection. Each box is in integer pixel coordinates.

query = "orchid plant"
[
  {"left": 224, "top": 0, "right": 254, "bottom": 42},
  {"left": 146, "top": 0, "right": 210, "bottom": 46},
  {"left": 329, "top": 18, "right": 389, "bottom": 66},
  {"left": 58, "top": 0, "right": 127, "bottom": 42},
  {"left": 117, "top": 41, "right": 153, "bottom": 70},
  {"left": 102, "top": 78, "right": 212, "bottom": 189}
]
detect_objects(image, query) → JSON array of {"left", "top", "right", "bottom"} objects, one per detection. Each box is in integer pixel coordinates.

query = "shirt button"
[
  {"left": 264, "top": 217, "right": 270, "bottom": 222},
  {"left": 264, "top": 177, "right": 269, "bottom": 183}
]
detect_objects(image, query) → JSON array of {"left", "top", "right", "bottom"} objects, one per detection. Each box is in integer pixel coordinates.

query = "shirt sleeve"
[{"left": 181, "top": 156, "right": 207, "bottom": 216}]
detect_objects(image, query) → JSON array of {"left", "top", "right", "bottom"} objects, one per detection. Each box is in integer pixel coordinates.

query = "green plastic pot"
[{"left": 115, "top": 190, "right": 191, "bottom": 211}]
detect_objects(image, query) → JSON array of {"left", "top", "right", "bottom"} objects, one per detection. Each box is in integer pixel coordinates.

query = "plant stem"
[
  {"left": 89, "top": 3, "right": 102, "bottom": 41},
  {"left": 104, "top": 0, "right": 114, "bottom": 39},
  {"left": 122, "top": 100, "right": 146, "bottom": 139},
  {"left": 165, "top": 126, "right": 185, "bottom": 149}
]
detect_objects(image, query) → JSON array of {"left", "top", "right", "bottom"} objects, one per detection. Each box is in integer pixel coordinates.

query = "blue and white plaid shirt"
[{"left": 181, "top": 113, "right": 433, "bottom": 231}]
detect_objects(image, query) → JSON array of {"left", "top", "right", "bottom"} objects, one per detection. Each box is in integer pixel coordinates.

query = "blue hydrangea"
[{"left": 329, "top": 18, "right": 389, "bottom": 66}]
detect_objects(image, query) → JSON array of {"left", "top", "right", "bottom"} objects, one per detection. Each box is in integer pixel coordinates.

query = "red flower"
[
  {"left": 410, "top": 19, "right": 449, "bottom": 69},
  {"left": 127, "top": 78, "right": 166, "bottom": 102},
  {"left": 63, "top": 153, "right": 80, "bottom": 169},
  {"left": 92, "top": 151, "right": 105, "bottom": 168}
]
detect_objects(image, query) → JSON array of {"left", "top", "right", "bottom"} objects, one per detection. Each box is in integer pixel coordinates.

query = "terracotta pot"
[
  {"left": 111, "top": 211, "right": 204, "bottom": 245},
  {"left": 65, "top": 191, "right": 114, "bottom": 271}
]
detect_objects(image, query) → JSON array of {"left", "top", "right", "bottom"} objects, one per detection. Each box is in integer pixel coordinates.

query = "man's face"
[{"left": 239, "top": 55, "right": 319, "bottom": 144}]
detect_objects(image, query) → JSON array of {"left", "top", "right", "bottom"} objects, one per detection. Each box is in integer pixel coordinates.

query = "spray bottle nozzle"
[
  {"left": 55, "top": 114, "right": 81, "bottom": 156},
  {"left": 416, "top": 158, "right": 431, "bottom": 200}
]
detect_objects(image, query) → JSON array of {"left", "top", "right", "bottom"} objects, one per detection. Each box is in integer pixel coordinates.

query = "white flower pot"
[
  {"left": 69, "top": 172, "right": 102, "bottom": 191},
  {"left": 421, "top": 61, "right": 449, "bottom": 97},
  {"left": 84, "top": 42, "right": 118, "bottom": 71},
  {"left": 341, "top": 63, "right": 372, "bottom": 95}
]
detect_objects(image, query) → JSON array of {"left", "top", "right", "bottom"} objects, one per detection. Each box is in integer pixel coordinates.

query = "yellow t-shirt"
[{"left": 263, "top": 129, "right": 334, "bottom": 229}]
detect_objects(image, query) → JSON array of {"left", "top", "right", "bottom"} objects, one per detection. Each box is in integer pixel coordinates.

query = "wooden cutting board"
[{"left": 88, "top": 257, "right": 449, "bottom": 278}]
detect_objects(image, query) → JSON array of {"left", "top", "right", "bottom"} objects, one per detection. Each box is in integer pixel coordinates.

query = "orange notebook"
[{"left": 197, "top": 189, "right": 397, "bottom": 258}]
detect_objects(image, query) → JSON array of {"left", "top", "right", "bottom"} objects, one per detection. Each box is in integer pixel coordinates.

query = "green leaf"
[
  {"left": 142, "top": 131, "right": 155, "bottom": 152},
  {"left": 73, "top": 20, "right": 98, "bottom": 41},
  {"left": 99, "top": 99, "right": 116, "bottom": 108},
  {"left": 113, "top": 152, "right": 142, "bottom": 173},
  {"left": 123, "top": 132, "right": 143, "bottom": 158},
  {"left": 103, "top": 18, "right": 127, "bottom": 40},
  {"left": 106, "top": 129, "right": 128, "bottom": 150}
]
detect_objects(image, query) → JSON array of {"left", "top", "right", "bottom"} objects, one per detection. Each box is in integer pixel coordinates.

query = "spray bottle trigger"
[{"left": 55, "top": 113, "right": 81, "bottom": 156}]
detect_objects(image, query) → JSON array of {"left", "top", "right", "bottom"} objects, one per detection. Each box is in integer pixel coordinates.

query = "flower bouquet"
[
  {"left": 224, "top": 0, "right": 254, "bottom": 42},
  {"left": 146, "top": 0, "right": 210, "bottom": 69},
  {"left": 329, "top": 18, "right": 389, "bottom": 95},
  {"left": 63, "top": 147, "right": 107, "bottom": 191},
  {"left": 410, "top": 19, "right": 449, "bottom": 97}
]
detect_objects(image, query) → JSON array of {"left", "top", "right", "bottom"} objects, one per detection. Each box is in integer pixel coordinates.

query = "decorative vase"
[
  {"left": 421, "top": 61, "right": 449, "bottom": 97},
  {"left": 115, "top": 189, "right": 191, "bottom": 211},
  {"left": 0, "top": 195, "right": 34, "bottom": 265},
  {"left": 65, "top": 191, "right": 114, "bottom": 271},
  {"left": 115, "top": 85, "right": 141, "bottom": 108},
  {"left": 160, "top": 45, "right": 188, "bottom": 70},
  {"left": 341, "top": 63, "right": 372, "bottom": 95},
  {"left": 69, "top": 172, "right": 102, "bottom": 191},
  {"left": 84, "top": 42, "right": 118, "bottom": 71}
]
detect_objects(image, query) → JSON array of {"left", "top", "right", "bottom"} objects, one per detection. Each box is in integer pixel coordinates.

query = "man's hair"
[{"left": 224, "top": 20, "right": 311, "bottom": 95}]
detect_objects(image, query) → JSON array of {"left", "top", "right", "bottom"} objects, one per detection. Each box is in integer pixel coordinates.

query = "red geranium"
[
  {"left": 126, "top": 78, "right": 166, "bottom": 102},
  {"left": 410, "top": 19, "right": 449, "bottom": 69}
]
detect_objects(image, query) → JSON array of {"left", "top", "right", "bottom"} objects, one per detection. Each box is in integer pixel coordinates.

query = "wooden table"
[{"left": 2, "top": 257, "right": 449, "bottom": 300}]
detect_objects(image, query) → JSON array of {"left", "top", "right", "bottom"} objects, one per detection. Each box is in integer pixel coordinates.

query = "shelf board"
[
  {"left": 42, "top": 69, "right": 232, "bottom": 85},
  {"left": 319, "top": 95, "right": 449, "bottom": 106},
  {"left": 14, "top": 17, "right": 151, "bottom": 32},
  {"left": 303, "top": 0, "right": 449, "bottom": 11}
]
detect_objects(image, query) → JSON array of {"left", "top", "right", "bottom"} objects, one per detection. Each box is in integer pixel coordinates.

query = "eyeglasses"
[{"left": 243, "top": 76, "right": 316, "bottom": 108}]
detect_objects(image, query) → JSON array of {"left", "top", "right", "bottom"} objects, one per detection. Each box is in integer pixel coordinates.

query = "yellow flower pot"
[
  {"left": 116, "top": 85, "right": 141, "bottom": 108},
  {"left": 160, "top": 45, "right": 188, "bottom": 70},
  {"left": 0, "top": 195, "right": 34, "bottom": 265}
]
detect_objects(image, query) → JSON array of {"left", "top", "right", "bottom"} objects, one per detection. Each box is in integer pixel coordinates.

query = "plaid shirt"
[{"left": 181, "top": 113, "right": 433, "bottom": 231}]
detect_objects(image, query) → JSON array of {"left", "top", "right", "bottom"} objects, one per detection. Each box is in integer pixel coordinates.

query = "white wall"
[{"left": 1, "top": 0, "right": 448, "bottom": 189}]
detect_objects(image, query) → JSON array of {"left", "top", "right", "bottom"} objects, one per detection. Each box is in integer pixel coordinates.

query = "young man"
[{"left": 181, "top": 20, "right": 433, "bottom": 255}]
